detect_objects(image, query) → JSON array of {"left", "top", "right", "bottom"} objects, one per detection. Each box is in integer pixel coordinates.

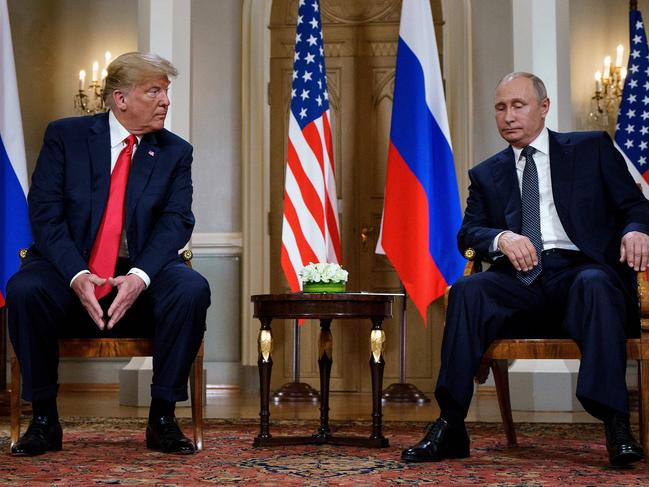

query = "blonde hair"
[{"left": 103, "top": 52, "right": 178, "bottom": 108}]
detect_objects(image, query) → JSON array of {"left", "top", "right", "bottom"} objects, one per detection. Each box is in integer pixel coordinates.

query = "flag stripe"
[
  {"left": 281, "top": 213, "right": 307, "bottom": 293},
  {"left": 318, "top": 113, "right": 342, "bottom": 263},
  {"left": 287, "top": 140, "right": 325, "bottom": 236},
  {"left": 282, "top": 191, "right": 320, "bottom": 265},
  {"left": 398, "top": 0, "right": 452, "bottom": 144},
  {"left": 382, "top": 143, "right": 447, "bottom": 318},
  {"left": 288, "top": 114, "right": 326, "bottom": 202}
]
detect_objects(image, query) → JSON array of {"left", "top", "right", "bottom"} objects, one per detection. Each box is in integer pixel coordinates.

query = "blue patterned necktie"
[{"left": 517, "top": 146, "right": 542, "bottom": 285}]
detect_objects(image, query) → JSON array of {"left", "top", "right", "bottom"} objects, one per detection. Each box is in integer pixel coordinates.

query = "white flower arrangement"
[{"left": 298, "top": 262, "right": 348, "bottom": 284}]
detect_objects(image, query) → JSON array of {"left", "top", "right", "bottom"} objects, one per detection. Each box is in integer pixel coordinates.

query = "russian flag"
[
  {"left": 1, "top": 0, "right": 31, "bottom": 307},
  {"left": 377, "top": 0, "right": 464, "bottom": 324}
]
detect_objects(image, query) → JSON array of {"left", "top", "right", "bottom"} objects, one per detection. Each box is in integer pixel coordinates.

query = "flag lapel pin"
[{"left": 148, "top": 150, "right": 155, "bottom": 157}]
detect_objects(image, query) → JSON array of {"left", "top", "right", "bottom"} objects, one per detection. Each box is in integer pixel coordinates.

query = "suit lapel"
[
  {"left": 89, "top": 113, "right": 111, "bottom": 243},
  {"left": 490, "top": 147, "right": 522, "bottom": 233},
  {"left": 124, "top": 132, "right": 160, "bottom": 232},
  {"left": 548, "top": 130, "right": 575, "bottom": 229}
]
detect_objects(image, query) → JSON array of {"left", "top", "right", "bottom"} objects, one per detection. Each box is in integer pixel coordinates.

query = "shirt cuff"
[
  {"left": 127, "top": 267, "right": 150, "bottom": 288},
  {"left": 70, "top": 269, "right": 90, "bottom": 287},
  {"left": 491, "top": 231, "right": 509, "bottom": 253}
]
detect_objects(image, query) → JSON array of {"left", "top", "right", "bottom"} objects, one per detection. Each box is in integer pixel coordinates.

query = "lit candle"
[
  {"left": 603, "top": 56, "right": 611, "bottom": 80},
  {"left": 621, "top": 66, "right": 628, "bottom": 80},
  {"left": 79, "top": 70, "right": 86, "bottom": 91},
  {"left": 104, "top": 51, "right": 111, "bottom": 69},
  {"left": 595, "top": 71, "right": 602, "bottom": 92},
  {"left": 616, "top": 44, "right": 624, "bottom": 68},
  {"left": 101, "top": 68, "right": 107, "bottom": 80},
  {"left": 91, "top": 61, "right": 99, "bottom": 82}
]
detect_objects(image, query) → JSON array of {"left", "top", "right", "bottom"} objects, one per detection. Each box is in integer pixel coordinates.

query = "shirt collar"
[
  {"left": 512, "top": 127, "right": 549, "bottom": 163},
  {"left": 108, "top": 110, "right": 140, "bottom": 149}
]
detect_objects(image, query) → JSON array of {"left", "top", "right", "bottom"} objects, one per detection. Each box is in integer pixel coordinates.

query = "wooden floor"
[{"left": 49, "top": 388, "right": 600, "bottom": 424}]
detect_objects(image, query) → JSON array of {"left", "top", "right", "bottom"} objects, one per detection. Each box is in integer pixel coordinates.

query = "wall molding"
[{"left": 191, "top": 232, "right": 243, "bottom": 256}]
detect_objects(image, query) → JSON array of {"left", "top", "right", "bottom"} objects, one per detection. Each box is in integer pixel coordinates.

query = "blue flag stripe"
[{"left": 0, "top": 135, "right": 31, "bottom": 297}]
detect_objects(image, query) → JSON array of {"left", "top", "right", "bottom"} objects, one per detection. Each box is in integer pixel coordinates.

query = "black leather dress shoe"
[
  {"left": 401, "top": 417, "right": 470, "bottom": 462},
  {"left": 605, "top": 414, "right": 644, "bottom": 467},
  {"left": 146, "top": 416, "right": 195, "bottom": 454},
  {"left": 11, "top": 416, "right": 63, "bottom": 456}
]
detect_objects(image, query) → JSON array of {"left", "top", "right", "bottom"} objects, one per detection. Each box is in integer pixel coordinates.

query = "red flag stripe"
[
  {"left": 288, "top": 114, "right": 326, "bottom": 199},
  {"left": 322, "top": 111, "right": 335, "bottom": 173},
  {"left": 382, "top": 144, "right": 446, "bottom": 323},
  {"left": 280, "top": 244, "right": 301, "bottom": 291},
  {"left": 302, "top": 123, "right": 326, "bottom": 177},
  {"left": 282, "top": 193, "right": 320, "bottom": 265},
  {"left": 287, "top": 141, "right": 325, "bottom": 236},
  {"left": 280, "top": 213, "right": 307, "bottom": 291},
  {"left": 325, "top": 198, "right": 342, "bottom": 262},
  {"left": 284, "top": 159, "right": 326, "bottom": 257},
  {"left": 318, "top": 113, "right": 342, "bottom": 263}
]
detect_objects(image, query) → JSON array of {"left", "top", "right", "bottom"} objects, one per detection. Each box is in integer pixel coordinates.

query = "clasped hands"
[
  {"left": 71, "top": 273, "right": 146, "bottom": 330},
  {"left": 497, "top": 230, "right": 649, "bottom": 272}
]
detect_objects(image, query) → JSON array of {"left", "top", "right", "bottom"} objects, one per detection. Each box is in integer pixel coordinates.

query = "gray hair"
[
  {"left": 103, "top": 52, "right": 178, "bottom": 108},
  {"left": 497, "top": 72, "right": 547, "bottom": 102}
]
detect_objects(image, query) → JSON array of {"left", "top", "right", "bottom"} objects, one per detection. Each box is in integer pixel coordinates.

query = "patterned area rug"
[{"left": 0, "top": 418, "right": 647, "bottom": 485}]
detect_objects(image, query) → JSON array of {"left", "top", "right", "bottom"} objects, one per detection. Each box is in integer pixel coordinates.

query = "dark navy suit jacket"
[
  {"left": 27, "top": 112, "right": 195, "bottom": 284},
  {"left": 458, "top": 130, "right": 649, "bottom": 300}
]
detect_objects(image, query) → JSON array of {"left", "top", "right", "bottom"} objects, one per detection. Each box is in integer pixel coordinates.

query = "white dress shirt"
[
  {"left": 492, "top": 128, "right": 579, "bottom": 253},
  {"left": 69, "top": 111, "right": 151, "bottom": 288}
]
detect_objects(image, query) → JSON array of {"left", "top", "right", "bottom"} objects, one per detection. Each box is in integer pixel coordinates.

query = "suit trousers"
[
  {"left": 6, "top": 255, "right": 211, "bottom": 403},
  {"left": 435, "top": 251, "right": 630, "bottom": 421}
]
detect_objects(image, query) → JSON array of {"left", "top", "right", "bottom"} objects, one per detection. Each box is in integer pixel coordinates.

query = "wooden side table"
[{"left": 250, "top": 293, "right": 393, "bottom": 448}]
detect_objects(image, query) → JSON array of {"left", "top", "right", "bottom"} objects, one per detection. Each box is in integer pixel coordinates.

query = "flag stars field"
[{"left": 616, "top": 8, "right": 649, "bottom": 190}]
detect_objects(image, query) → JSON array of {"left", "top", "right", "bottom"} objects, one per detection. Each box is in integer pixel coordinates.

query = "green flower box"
[{"left": 302, "top": 281, "right": 346, "bottom": 293}]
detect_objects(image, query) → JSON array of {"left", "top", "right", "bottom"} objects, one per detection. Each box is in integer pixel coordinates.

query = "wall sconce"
[
  {"left": 74, "top": 51, "right": 111, "bottom": 115},
  {"left": 588, "top": 45, "right": 627, "bottom": 135}
]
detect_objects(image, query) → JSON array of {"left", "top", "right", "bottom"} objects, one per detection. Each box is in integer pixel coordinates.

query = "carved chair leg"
[
  {"left": 491, "top": 359, "right": 517, "bottom": 447},
  {"left": 639, "top": 358, "right": 649, "bottom": 460},
  {"left": 10, "top": 342, "right": 21, "bottom": 448},
  {"left": 190, "top": 342, "right": 205, "bottom": 452}
]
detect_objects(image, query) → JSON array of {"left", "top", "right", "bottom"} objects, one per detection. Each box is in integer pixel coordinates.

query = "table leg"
[
  {"left": 369, "top": 318, "right": 388, "bottom": 446},
  {"left": 316, "top": 319, "right": 333, "bottom": 441},
  {"left": 254, "top": 318, "right": 273, "bottom": 446}
]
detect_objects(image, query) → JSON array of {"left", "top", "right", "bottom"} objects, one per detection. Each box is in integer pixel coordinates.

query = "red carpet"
[{"left": 0, "top": 418, "right": 647, "bottom": 485}]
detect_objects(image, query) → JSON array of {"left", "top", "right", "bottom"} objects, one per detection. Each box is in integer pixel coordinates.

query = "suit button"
[{"left": 463, "top": 248, "right": 476, "bottom": 260}]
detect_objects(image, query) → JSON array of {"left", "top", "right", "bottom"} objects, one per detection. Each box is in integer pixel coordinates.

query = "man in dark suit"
[
  {"left": 401, "top": 72, "right": 649, "bottom": 466},
  {"left": 7, "top": 52, "right": 210, "bottom": 456}
]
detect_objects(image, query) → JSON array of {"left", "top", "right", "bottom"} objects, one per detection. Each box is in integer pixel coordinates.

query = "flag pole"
[
  {"left": 271, "top": 319, "right": 320, "bottom": 403},
  {"left": 381, "top": 284, "right": 431, "bottom": 403}
]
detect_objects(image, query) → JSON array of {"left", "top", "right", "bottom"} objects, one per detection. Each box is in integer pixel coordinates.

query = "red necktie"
[{"left": 89, "top": 134, "right": 137, "bottom": 299}]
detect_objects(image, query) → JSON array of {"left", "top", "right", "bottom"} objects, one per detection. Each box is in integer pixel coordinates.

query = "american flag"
[
  {"left": 615, "top": 8, "right": 649, "bottom": 194},
  {"left": 280, "top": 0, "right": 342, "bottom": 292}
]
